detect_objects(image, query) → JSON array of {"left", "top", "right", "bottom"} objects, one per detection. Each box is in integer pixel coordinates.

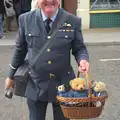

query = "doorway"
[{"left": 62, "top": 0, "right": 77, "bottom": 15}]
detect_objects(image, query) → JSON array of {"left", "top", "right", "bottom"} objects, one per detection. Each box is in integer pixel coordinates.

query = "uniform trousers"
[{"left": 27, "top": 98, "right": 69, "bottom": 120}]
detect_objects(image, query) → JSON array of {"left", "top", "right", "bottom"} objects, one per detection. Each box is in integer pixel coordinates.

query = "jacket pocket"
[
  {"left": 25, "top": 32, "right": 40, "bottom": 48},
  {"left": 25, "top": 31, "right": 44, "bottom": 53}
]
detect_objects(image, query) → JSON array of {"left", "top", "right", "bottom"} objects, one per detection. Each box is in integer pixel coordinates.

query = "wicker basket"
[{"left": 57, "top": 72, "right": 108, "bottom": 119}]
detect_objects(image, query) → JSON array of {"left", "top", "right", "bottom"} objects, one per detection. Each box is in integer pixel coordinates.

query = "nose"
[
  {"left": 80, "top": 88, "right": 83, "bottom": 91},
  {"left": 78, "top": 85, "right": 83, "bottom": 90}
]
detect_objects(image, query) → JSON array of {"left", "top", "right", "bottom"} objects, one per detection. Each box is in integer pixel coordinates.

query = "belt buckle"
[{"left": 49, "top": 73, "right": 55, "bottom": 79}]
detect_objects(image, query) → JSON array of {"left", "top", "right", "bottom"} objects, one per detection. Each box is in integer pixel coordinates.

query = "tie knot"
[{"left": 45, "top": 18, "right": 52, "bottom": 24}]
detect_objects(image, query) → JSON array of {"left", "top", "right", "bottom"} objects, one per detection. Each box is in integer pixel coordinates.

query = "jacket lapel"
[{"left": 36, "top": 9, "right": 47, "bottom": 40}]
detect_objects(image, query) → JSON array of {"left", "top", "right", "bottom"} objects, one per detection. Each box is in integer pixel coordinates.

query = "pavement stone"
[{"left": 0, "top": 28, "right": 120, "bottom": 46}]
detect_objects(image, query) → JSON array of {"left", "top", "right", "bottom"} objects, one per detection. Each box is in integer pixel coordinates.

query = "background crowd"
[{"left": 0, "top": 0, "right": 38, "bottom": 39}]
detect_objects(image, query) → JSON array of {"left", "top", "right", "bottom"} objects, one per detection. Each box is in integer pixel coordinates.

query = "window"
[{"left": 90, "top": 0, "right": 120, "bottom": 10}]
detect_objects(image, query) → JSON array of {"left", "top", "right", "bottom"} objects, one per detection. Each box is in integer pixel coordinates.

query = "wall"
[{"left": 76, "top": 0, "right": 90, "bottom": 29}]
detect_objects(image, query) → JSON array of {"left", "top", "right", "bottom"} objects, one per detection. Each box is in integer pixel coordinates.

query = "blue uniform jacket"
[{"left": 8, "top": 8, "right": 89, "bottom": 102}]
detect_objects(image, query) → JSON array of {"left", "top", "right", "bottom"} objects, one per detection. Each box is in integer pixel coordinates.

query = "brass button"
[
  {"left": 47, "top": 36, "right": 51, "bottom": 39},
  {"left": 47, "top": 48, "right": 51, "bottom": 52},
  {"left": 48, "top": 61, "right": 52, "bottom": 64}
]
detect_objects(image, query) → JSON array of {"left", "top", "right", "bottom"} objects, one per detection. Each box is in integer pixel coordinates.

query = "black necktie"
[{"left": 45, "top": 18, "right": 52, "bottom": 33}]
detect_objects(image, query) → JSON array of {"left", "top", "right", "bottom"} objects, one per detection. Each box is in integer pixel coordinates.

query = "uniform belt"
[{"left": 48, "top": 72, "right": 63, "bottom": 80}]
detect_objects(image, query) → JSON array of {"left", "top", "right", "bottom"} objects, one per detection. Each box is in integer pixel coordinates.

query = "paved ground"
[
  {"left": 0, "top": 28, "right": 120, "bottom": 46},
  {"left": 0, "top": 45, "right": 120, "bottom": 120}
]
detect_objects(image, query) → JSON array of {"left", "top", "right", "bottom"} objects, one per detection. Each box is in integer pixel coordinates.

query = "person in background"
[
  {"left": 13, "top": 0, "right": 32, "bottom": 25},
  {"left": 0, "top": 0, "right": 5, "bottom": 39},
  {"left": 4, "top": 0, "right": 15, "bottom": 32}
]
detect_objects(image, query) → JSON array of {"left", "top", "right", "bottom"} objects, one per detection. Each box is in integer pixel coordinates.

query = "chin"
[
  {"left": 46, "top": 10, "right": 53, "bottom": 14},
  {"left": 44, "top": 7, "right": 57, "bottom": 17}
]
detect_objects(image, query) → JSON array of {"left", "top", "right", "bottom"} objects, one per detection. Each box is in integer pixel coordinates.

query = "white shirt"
[{"left": 41, "top": 9, "right": 59, "bottom": 28}]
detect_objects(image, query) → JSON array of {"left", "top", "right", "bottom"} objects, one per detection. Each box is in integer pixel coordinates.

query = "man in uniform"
[{"left": 5, "top": 0, "right": 90, "bottom": 120}]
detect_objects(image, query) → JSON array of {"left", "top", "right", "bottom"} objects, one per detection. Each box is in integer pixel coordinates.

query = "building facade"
[{"left": 61, "top": 0, "right": 120, "bottom": 29}]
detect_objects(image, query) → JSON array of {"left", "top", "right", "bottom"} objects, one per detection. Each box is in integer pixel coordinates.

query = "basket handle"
[{"left": 77, "top": 72, "right": 92, "bottom": 98}]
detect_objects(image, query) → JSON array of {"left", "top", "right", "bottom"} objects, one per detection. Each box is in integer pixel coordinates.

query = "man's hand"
[
  {"left": 78, "top": 60, "right": 90, "bottom": 75},
  {"left": 5, "top": 77, "right": 14, "bottom": 89}
]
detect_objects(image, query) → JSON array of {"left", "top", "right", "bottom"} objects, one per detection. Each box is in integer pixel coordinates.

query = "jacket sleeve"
[
  {"left": 72, "top": 18, "right": 89, "bottom": 65},
  {"left": 8, "top": 15, "right": 27, "bottom": 79}
]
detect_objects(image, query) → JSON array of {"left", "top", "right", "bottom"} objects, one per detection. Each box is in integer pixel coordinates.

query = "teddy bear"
[
  {"left": 60, "top": 78, "right": 88, "bottom": 107},
  {"left": 92, "top": 81, "right": 106, "bottom": 97},
  {"left": 67, "top": 78, "right": 88, "bottom": 98},
  {"left": 90, "top": 81, "right": 107, "bottom": 107},
  {"left": 57, "top": 84, "right": 68, "bottom": 97}
]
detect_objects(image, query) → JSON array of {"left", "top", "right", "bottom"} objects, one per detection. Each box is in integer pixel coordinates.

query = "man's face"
[{"left": 38, "top": 0, "right": 60, "bottom": 17}]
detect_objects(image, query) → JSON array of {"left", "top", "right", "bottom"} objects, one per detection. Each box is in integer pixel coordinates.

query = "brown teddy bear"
[
  {"left": 70, "top": 78, "right": 86, "bottom": 91},
  {"left": 67, "top": 78, "right": 88, "bottom": 98}
]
